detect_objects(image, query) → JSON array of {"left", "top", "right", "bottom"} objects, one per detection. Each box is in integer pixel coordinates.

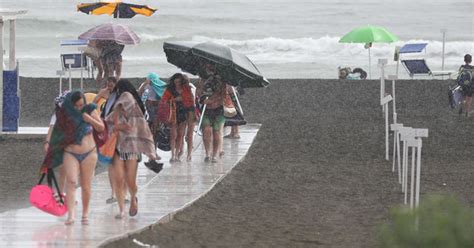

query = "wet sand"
[{"left": 2, "top": 78, "right": 473, "bottom": 247}]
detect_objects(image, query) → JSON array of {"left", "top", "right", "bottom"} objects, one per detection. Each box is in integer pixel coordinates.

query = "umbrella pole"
[
  {"left": 231, "top": 87, "right": 244, "bottom": 115},
  {"left": 193, "top": 103, "right": 207, "bottom": 152},
  {"left": 368, "top": 47, "right": 372, "bottom": 79}
]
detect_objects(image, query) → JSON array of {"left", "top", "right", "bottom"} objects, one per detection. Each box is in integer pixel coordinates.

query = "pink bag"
[{"left": 29, "top": 169, "right": 67, "bottom": 217}]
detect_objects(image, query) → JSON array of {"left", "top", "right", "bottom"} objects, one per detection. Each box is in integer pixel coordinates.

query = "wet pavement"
[{"left": 0, "top": 124, "right": 260, "bottom": 247}]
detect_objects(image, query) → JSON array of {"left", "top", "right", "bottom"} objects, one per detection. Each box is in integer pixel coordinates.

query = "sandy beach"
[{"left": 1, "top": 77, "right": 473, "bottom": 247}]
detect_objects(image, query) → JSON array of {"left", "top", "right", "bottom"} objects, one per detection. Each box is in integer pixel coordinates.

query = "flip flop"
[
  {"left": 81, "top": 216, "right": 89, "bottom": 225},
  {"left": 129, "top": 197, "right": 138, "bottom": 217},
  {"left": 145, "top": 160, "right": 164, "bottom": 174}
]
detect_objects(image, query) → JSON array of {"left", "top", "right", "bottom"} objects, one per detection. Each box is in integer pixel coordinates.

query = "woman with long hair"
[
  {"left": 106, "top": 79, "right": 158, "bottom": 219},
  {"left": 160, "top": 73, "right": 195, "bottom": 162},
  {"left": 42, "top": 90, "right": 105, "bottom": 225}
]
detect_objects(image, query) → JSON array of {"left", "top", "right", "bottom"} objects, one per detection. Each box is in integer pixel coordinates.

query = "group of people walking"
[{"left": 41, "top": 65, "right": 244, "bottom": 225}]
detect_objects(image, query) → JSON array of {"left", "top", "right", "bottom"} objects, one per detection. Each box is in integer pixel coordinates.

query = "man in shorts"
[{"left": 197, "top": 63, "right": 226, "bottom": 163}]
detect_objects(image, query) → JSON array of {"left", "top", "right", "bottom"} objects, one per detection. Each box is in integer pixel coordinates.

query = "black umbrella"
[{"left": 163, "top": 41, "right": 269, "bottom": 88}]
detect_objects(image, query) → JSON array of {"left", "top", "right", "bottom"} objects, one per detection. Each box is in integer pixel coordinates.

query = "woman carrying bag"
[{"left": 41, "top": 91, "right": 105, "bottom": 225}]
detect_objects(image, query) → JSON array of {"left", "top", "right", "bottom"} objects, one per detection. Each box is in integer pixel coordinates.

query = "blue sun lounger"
[
  {"left": 399, "top": 43, "right": 454, "bottom": 78},
  {"left": 401, "top": 59, "right": 454, "bottom": 78}
]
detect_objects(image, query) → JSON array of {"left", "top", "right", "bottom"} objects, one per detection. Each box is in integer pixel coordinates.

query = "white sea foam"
[
  {"left": 138, "top": 34, "right": 174, "bottom": 43},
  {"left": 3, "top": 0, "right": 470, "bottom": 78},
  {"left": 191, "top": 36, "right": 473, "bottom": 64}
]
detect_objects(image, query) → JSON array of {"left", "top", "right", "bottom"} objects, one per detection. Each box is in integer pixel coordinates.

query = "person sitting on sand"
[
  {"left": 458, "top": 54, "right": 473, "bottom": 117},
  {"left": 196, "top": 63, "right": 227, "bottom": 163},
  {"left": 42, "top": 91, "right": 105, "bottom": 225}
]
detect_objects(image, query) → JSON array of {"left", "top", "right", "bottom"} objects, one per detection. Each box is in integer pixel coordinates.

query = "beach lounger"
[
  {"left": 60, "top": 53, "right": 88, "bottom": 70},
  {"left": 401, "top": 59, "right": 454, "bottom": 79},
  {"left": 60, "top": 39, "right": 94, "bottom": 77}
]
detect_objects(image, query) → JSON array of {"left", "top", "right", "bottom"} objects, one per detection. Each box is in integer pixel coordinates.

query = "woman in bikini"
[
  {"left": 42, "top": 90, "right": 105, "bottom": 225},
  {"left": 106, "top": 79, "right": 158, "bottom": 219}
]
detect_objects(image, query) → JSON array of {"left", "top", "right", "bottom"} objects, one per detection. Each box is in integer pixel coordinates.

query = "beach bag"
[
  {"left": 98, "top": 131, "right": 117, "bottom": 165},
  {"left": 93, "top": 121, "right": 109, "bottom": 148},
  {"left": 457, "top": 68, "right": 473, "bottom": 91},
  {"left": 224, "top": 106, "right": 237, "bottom": 118},
  {"left": 157, "top": 100, "right": 176, "bottom": 125},
  {"left": 83, "top": 46, "right": 100, "bottom": 60},
  {"left": 223, "top": 93, "right": 237, "bottom": 118},
  {"left": 448, "top": 85, "right": 463, "bottom": 109},
  {"left": 29, "top": 168, "right": 67, "bottom": 217},
  {"left": 155, "top": 123, "right": 171, "bottom": 151}
]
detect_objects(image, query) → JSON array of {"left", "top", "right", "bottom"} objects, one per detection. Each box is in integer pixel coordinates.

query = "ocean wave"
[
  {"left": 189, "top": 35, "right": 473, "bottom": 64},
  {"left": 138, "top": 33, "right": 174, "bottom": 43}
]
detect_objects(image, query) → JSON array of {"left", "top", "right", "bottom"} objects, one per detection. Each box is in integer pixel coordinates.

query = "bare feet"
[
  {"left": 224, "top": 134, "right": 240, "bottom": 139},
  {"left": 115, "top": 212, "right": 125, "bottom": 219},
  {"left": 170, "top": 157, "right": 180, "bottom": 163},
  {"left": 65, "top": 218, "right": 75, "bottom": 225},
  {"left": 186, "top": 154, "right": 192, "bottom": 162}
]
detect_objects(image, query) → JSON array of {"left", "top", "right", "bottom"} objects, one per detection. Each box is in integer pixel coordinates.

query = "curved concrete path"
[{"left": 0, "top": 124, "right": 260, "bottom": 247}]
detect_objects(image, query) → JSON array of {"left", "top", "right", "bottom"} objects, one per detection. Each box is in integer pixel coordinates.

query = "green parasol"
[{"left": 339, "top": 25, "right": 399, "bottom": 78}]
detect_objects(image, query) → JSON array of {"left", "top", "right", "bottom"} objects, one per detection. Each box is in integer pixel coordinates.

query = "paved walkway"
[{"left": 0, "top": 124, "right": 260, "bottom": 247}]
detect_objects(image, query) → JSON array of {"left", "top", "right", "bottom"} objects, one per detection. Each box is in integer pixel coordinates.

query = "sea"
[{"left": 0, "top": 0, "right": 472, "bottom": 79}]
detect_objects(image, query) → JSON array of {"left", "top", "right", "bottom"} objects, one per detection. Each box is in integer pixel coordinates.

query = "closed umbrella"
[
  {"left": 163, "top": 41, "right": 269, "bottom": 88},
  {"left": 339, "top": 25, "right": 399, "bottom": 79},
  {"left": 78, "top": 23, "right": 140, "bottom": 45}
]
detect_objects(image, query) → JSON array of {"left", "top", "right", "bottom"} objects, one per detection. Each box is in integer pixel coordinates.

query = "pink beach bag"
[{"left": 29, "top": 169, "right": 67, "bottom": 217}]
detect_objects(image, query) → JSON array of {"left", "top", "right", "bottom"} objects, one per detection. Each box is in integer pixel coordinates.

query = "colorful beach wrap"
[
  {"left": 41, "top": 91, "right": 97, "bottom": 169},
  {"left": 105, "top": 91, "right": 156, "bottom": 160}
]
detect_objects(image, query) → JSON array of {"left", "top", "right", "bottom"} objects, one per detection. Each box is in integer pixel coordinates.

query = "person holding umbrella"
[
  {"left": 196, "top": 63, "right": 227, "bottom": 163},
  {"left": 79, "top": 23, "right": 140, "bottom": 83},
  {"left": 100, "top": 40, "right": 124, "bottom": 81}
]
